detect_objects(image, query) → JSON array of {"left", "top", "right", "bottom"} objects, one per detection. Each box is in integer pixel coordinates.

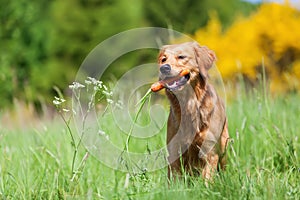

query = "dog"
[{"left": 157, "top": 42, "right": 229, "bottom": 181}]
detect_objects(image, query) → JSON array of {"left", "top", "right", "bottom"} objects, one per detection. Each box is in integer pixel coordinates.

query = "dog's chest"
[{"left": 175, "top": 97, "right": 204, "bottom": 143}]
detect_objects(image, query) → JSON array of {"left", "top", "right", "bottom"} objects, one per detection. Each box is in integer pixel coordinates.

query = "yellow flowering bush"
[{"left": 194, "top": 3, "right": 300, "bottom": 93}]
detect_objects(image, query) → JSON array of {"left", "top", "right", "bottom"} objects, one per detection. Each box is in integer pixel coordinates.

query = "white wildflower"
[
  {"left": 87, "top": 77, "right": 97, "bottom": 84},
  {"left": 53, "top": 100, "right": 60, "bottom": 105},
  {"left": 107, "top": 99, "right": 114, "bottom": 104},
  {"left": 102, "top": 90, "right": 113, "bottom": 96},
  {"left": 93, "top": 86, "right": 100, "bottom": 92},
  {"left": 87, "top": 77, "right": 103, "bottom": 87},
  {"left": 62, "top": 108, "right": 70, "bottom": 112},
  {"left": 103, "top": 84, "right": 108, "bottom": 91},
  {"left": 96, "top": 80, "right": 103, "bottom": 88},
  {"left": 53, "top": 96, "right": 66, "bottom": 105},
  {"left": 69, "top": 82, "right": 85, "bottom": 89},
  {"left": 85, "top": 77, "right": 103, "bottom": 91},
  {"left": 84, "top": 80, "right": 92, "bottom": 85}
]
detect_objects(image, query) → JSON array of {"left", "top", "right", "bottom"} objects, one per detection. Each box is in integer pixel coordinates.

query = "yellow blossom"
[{"left": 193, "top": 3, "right": 300, "bottom": 93}]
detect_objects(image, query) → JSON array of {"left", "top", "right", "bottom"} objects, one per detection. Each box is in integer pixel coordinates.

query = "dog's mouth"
[{"left": 162, "top": 74, "right": 190, "bottom": 91}]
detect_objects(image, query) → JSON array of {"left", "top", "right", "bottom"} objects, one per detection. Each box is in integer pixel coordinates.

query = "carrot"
[
  {"left": 179, "top": 69, "right": 190, "bottom": 76},
  {"left": 151, "top": 69, "right": 190, "bottom": 92},
  {"left": 151, "top": 81, "right": 164, "bottom": 92}
]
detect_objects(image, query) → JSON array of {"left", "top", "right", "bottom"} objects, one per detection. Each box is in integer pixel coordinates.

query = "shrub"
[{"left": 194, "top": 2, "right": 300, "bottom": 93}]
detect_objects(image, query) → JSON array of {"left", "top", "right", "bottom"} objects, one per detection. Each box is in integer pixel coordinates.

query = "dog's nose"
[{"left": 160, "top": 64, "right": 171, "bottom": 74}]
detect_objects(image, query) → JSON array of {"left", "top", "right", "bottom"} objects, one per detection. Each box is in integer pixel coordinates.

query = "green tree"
[
  {"left": 0, "top": 0, "right": 51, "bottom": 108},
  {"left": 143, "top": 0, "right": 258, "bottom": 33},
  {"left": 0, "top": 0, "right": 258, "bottom": 110},
  {"left": 0, "top": 0, "right": 145, "bottom": 109}
]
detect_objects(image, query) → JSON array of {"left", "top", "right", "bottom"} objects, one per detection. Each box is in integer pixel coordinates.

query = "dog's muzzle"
[
  {"left": 165, "top": 74, "right": 190, "bottom": 91},
  {"left": 159, "top": 66, "right": 191, "bottom": 91}
]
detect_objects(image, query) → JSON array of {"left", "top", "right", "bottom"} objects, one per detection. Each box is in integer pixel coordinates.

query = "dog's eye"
[
  {"left": 161, "top": 57, "right": 167, "bottom": 63},
  {"left": 178, "top": 55, "right": 187, "bottom": 60}
]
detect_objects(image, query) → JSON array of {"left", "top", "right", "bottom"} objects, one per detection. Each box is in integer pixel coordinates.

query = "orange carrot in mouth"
[
  {"left": 151, "top": 69, "right": 190, "bottom": 92},
  {"left": 151, "top": 81, "right": 164, "bottom": 92},
  {"left": 179, "top": 69, "right": 190, "bottom": 76}
]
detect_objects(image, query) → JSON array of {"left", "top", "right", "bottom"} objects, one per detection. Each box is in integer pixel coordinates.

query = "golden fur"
[{"left": 157, "top": 42, "right": 229, "bottom": 180}]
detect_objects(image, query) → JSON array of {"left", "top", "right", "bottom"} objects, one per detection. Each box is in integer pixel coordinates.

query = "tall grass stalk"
[
  {"left": 125, "top": 88, "right": 152, "bottom": 153},
  {"left": 119, "top": 88, "right": 153, "bottom": 172},
  {"left": 261, "top": 57, "right": 270, "bottom": 118}
]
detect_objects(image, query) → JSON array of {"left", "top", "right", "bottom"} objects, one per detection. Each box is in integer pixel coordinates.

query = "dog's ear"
[{"left": 192, "top": 42, "right": 216, "bottom": 79}]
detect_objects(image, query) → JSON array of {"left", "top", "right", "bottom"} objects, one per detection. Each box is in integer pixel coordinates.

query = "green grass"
[{"left": 0, "top": 89, "right": 299, "bottom": 199}]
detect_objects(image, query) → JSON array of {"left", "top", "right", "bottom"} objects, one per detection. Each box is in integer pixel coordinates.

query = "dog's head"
[{"left": 158, "top": 42, "right": 216, "bottom": 91}]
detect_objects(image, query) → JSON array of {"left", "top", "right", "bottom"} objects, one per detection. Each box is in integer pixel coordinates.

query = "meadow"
[
  {"left": 0, "top": 83, "right": 299, "bottom": 200},
  {"left": 1, "top": 1, "right": 299, "bottom": 199}
]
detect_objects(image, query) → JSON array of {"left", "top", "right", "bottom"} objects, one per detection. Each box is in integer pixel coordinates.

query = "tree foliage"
[
  {"left": 144, "top": 0, "right": 257, "bottom": 33},
  {"left": 0, "top": 0, "right": 257, "bottom": 109},
  {"left": 0, "top": 0, "right": 51, "bottom": 107}
]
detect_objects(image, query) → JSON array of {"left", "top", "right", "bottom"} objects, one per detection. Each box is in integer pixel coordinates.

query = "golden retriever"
[{"left": 157, "top": 42, "right": 229, "bottom": 181}]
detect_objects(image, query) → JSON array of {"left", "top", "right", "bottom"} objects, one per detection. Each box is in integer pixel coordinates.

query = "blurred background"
[{"left": 0, "top": 0, "right": 299, "bottom": 126}]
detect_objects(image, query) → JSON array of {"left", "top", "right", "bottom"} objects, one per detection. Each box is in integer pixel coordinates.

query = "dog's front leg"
[
  {"left": 167, "top": 142, "right": 182, "bottom": 181},
  {"left": 201, "top": 153, "right": 219, "bottom": 181},
  {"left": 167, "top": 158, "right": 181, "bottom": 181}
]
